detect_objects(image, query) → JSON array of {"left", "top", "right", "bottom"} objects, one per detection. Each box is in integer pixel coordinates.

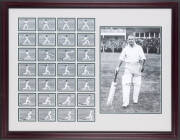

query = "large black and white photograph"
[{"left": 100, "top": 26, "right": 161, "bottom": 114}]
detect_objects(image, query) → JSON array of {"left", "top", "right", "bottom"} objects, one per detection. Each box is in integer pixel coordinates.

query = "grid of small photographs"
[{"left": 18, "top": 18, "right": 95, "bottom": 122}]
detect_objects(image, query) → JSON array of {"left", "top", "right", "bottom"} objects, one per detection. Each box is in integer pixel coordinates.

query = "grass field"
[{"left": 100, "top": 53, "right": 161, "bottom": 114}]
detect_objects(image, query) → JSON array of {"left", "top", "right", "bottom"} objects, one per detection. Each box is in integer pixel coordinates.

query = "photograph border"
[{"left": 1, "top": 1, "right": 178, "bottom": 139}]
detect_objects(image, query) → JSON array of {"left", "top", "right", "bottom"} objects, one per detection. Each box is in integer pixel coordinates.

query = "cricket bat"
[{"left": 106, "top": 70, "right": 118, "bottom": 106}]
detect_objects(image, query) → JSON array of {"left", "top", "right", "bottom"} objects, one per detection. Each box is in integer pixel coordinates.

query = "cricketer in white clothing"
[{"left": 116, "top": 35, "right": 146, "bottom": 108}]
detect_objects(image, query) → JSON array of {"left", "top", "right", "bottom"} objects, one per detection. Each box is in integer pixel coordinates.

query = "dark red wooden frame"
[{"left": 1, "top": 2, "right": 178, "bottom": 139}]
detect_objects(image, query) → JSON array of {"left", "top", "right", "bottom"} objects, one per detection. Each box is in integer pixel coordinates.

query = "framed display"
[{"left": 1, "top": 1, "right": 178, "bottom": 139}]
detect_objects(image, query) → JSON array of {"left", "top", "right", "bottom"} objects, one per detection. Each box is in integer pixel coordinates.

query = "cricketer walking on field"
[{"left": 116, "top": 34, "right": 146, "bottom": 108}]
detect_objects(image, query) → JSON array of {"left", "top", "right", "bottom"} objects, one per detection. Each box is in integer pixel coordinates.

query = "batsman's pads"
[{"left": 106, "top": 70, "right": 118, "bottom": 106}]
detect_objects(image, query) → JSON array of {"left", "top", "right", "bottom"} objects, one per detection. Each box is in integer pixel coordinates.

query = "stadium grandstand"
[{"left": 100, "top": 27, "right": 161, "bottom": 54}]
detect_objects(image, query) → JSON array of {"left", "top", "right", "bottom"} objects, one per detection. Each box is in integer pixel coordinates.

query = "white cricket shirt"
[
  {"left": 119, "top": 43, "right": 146, "bottom": 63},
  {"left": 119, "top": 43, "right": 146, "bottom": 74}
]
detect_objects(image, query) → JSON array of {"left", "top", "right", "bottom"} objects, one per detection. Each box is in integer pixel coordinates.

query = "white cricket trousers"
[{"left": 121, "top": 63, "right": 142, "bottom": 106}]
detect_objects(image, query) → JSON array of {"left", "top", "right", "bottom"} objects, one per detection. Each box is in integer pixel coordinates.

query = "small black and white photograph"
[
  {"left": 100, "top": 26, "right": 161, "bottom": 114},
  {"left": 57, "top": 78, "right": 76, "bottom": 92},
  {"left": 57, "top": 108, "right": 76, "bottom": 122},
  {"left": 38, "top": 18, "right": 56, "bottom": 31},
  {"left": 38, "top": 48, "right": 56, "bottom": 61},
  {"left": 77, "top": 18, "right": 95, "bottom": 32},
  {"left": 77, "top": 78, "right": 95, "bottom": 92},
  {"left": 57, "top": 33, "right": 75, "bottom": 47},
  {"left": 18, "top": 48, "right": 36, "bottom": 61},
  {"left": 18, "top": 18, "right": 36, "bottom": 31},
  {"left": 77, "top": 63, "right": 95, "bottom": 77},
  {"left": 77, "top": 108, "right": 95, "bottom": 122},
  {"left": 38, "top": 78, "right": 56, "bottom": 92},
  {"left": 38, "top": 108, "right": 56, "bottom": 122},
  {"left": 18, "top": 33, "right": 36, "bottom": 46},
  {"left": 18, "top": 63, "right": 36, "bottom": 76},
  {"left": 77, "top": 48, "right": 95, "bottom": 62},
  {"left": 18, "top": 108, "right": 36, "bottom": 122},
  {"left": 57, "top": 18, "right": 76, "bottom": 31},
  {"left": 57, "top": 48, "right": 76, "bottom": 62},
  {"left": 38, "top": 33, "right": 56, "bottom": 46},
  {"left": 77, "top": 93, "right": 95, "bottom": 107},
  {"left": 57, "top": 63, "right": 76, "bottom": 77},
  {"left": 18, "top": 78, "right": 36, "bottom": 91},
  {"left": 57, "top": 93, "right": 75, "bottom": 107},
  {"left": 38, "top": 93, "right": 56, "bottom": 107},
  {"left": 77, "top": 33, "right": 95, "bottom": 47},
  {"left": 38, "top": 63, "right": 56, "bottom": 77},
  {"left": 18, "top": 93, "right": 36, "bottom": 107}
]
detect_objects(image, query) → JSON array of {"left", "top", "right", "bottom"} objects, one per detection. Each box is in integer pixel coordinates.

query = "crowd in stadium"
[{"left": 101, "top": 37, "right": 160, "bottom": 54}]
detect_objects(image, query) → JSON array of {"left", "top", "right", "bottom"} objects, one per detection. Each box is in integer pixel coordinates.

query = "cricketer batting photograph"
[{"left": 100, "top": 26, "right": 161, "bottom": 114}]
